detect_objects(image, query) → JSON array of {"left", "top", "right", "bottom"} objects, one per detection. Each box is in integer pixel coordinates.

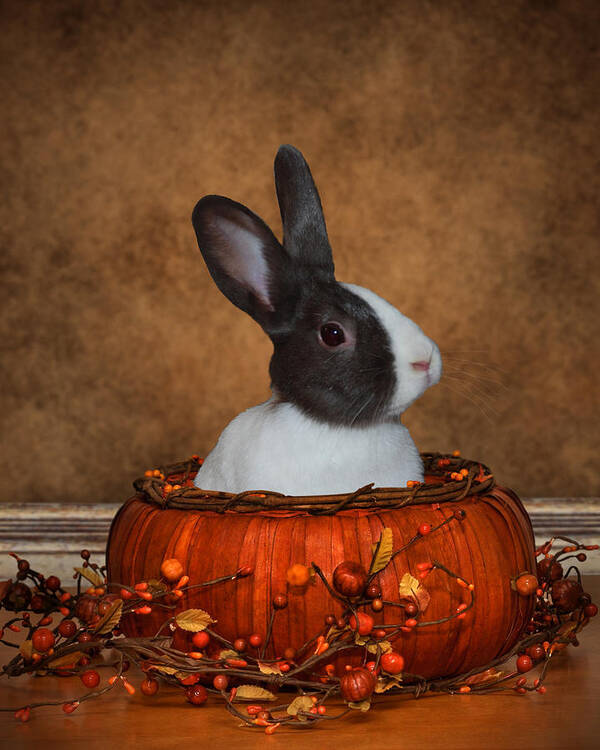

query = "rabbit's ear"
[
  {"left": 274, "top": 145, "right": 335, "bottom": 278},
  {"left": 192, "top": 195, "right": 297, "bottom": 332}
]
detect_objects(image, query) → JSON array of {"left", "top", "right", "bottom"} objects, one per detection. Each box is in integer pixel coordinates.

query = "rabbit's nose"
[{"left": 411, "top": 360, "right": 431, "bottom": 371}]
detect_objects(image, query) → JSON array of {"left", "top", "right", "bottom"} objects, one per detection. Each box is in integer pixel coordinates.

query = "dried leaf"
[
  {"left": 147, "top": 579, "right": 168, "bottom": 596},
  {"left": 258, "top": 661, "right": 283, "bottom": 675},
  {"left": 287, "top": 695, "right": 314, "bottom": 720},
  {"left": 354, "top": 633, "right": 368, "bottom": 646},
  {"left": 19, "top": 640, "right": 33, "bottom": 659},
  {"left": 150, "top": 664, "right": 178, "bottom": 675},
  {"left": 399, "top": 572, "right": 431, "bottom": 613},
  {"left": 74, "top": 566, "right": 104, "bottom": 587},
  {"left": 366, "top": 639, "right": 392, "bottom": 654},
  {"left": 348, "top": 699, "right": 371, "bottom": 711},
  {"left": 175, "top": 608, "right": 215, "bottom": 632},
  {"left": 233, "top": 685, "right": 276, "bottom": 702},
  {"left": 464, "top": 668, "right": 504, "bottom": 686},
  {"left": 370, "top": 527, "right": 394, "bottom": 574},
  {"left": 151, "top": 637, "right": 174, "bottom": 650},
  {"left": 219, "top": 649, "right": 239, "bottom": 660},
  {"left": 48, "top": 651, "right": 84, "bottom": 668},
  {"left": 94, "top": 599, "right": 123, "bottom": 635},
  {"left": 375, "top": 675, "right": 402, "bottom": 693}
]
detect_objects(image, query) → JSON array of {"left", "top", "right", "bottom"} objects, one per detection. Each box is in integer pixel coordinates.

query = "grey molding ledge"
[{"left": 0, "top": 499, "right": 599, "bottom": 579}]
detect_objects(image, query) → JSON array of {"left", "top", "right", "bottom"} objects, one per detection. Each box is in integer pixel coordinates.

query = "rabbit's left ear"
[
  {"left": 274, "top": 145, "right": 335, "bottom": 278},
  {"left": 192, "top": 195, "right": 298, "bottom": 334}
]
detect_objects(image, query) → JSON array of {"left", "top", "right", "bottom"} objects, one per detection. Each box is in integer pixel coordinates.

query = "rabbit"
[{"left": 191, "top": 145, "right": 442, "bottom": 495}]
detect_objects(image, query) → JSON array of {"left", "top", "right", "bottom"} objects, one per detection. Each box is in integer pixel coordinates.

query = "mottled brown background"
[{"left": 1, "top": 0, "right": 598, "bottom": 503}]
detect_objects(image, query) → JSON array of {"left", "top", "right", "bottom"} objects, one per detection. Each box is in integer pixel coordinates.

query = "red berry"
[
  {"left": 80, "top": 670, "right": 100, "bottom": 689},
  {"left": 366, "top": 584, "right": 381, "bottom": 599},
  {"left": 527, "top": 643, "right": 545, "bottom": 661},
  {"left": 78, "top": 632, "right": 93, "bottom": 644},
  {"left": 404, "top": 602, "right": 418, "bottom": 617},
  {"left": 192, "top": 631, "right": 210, "bottom": 649},
  {"left": 32, "top": 627, "right": 55, "bottom": 653},
  {"left": 186, "top": 684, "right": 207, "bottom": 705},
  {"left": 348, "top": 612, "right": 374, "bottom": 635},
  {"left": 373, "top": 629, "right": 387, "bottom": 639},
  {"left": 273, "top": 594, "right": 288, "bottom": 610},
  {"left": 58, "top": 620, "right": 77, "bottom": 638},
  {"left": 62, "top": 701, "right": 79, "bottom": 714},
  {"left": 516, "top": 654, "right": 533, "bottom": 673},
  {"left": 248, "top": 633, "right": 263, "bottom": 648},
  {"left": 317, "top": 705, "right": 326, "bottom": 715},
  {"left": 45, "top": 576, "right": 61, "bottom": 591},
  {"left": 418, "top": 523, "right": 431, "bottom": 536},
  {"left": 405, "top": 618, "right": 418, "bottom": 628},
  {"left": 584, "top": 603, "right": 598, "bottom": 618},
  {"left": 371, "top": 598, "right": 383, "bottom": 612},
  {"left": 380, "top": 651, "right": 405, "bottom": 675},
  {"left": 233, "top": 638, "right": 247, "bottom": 653},
  {"left": 141, "top": 677, "right": 159, "bottom": 696},
  {"left": 332, "top": 561, "right": 368, "bottom": 597},
  {"left": 213, "top": 674, "right": 229, "bottom": 691}
]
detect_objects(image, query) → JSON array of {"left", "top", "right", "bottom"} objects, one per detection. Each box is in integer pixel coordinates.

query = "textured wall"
[{"left": 1, "top": 0, "right": 598, "bottom": 503}]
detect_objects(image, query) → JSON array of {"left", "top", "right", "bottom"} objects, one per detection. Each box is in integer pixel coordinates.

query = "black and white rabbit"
[{"left": 191, "top": 145, "right": 441, "bottom": 495}]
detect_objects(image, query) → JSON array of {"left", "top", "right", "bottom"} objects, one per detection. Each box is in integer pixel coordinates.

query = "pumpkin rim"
[{"left": 132, "top": 452, "right": 495, "bottom": 514}]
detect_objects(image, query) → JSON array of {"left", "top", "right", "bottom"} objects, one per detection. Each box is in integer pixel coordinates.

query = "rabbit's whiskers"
[{"left": 439, "top": 377, "right": 498, "bottom": 424}]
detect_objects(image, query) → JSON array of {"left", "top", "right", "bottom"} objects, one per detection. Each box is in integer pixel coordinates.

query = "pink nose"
[{"left": 411, "top": 360, "right": 430, "bottom": 371}]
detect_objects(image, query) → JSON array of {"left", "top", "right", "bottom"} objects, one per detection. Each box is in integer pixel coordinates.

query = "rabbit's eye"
[{"left": 320, "top": 322, "right": 346, "bottom": 347}]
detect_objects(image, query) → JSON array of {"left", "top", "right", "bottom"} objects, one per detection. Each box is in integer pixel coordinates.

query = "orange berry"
[
  {"left": 286, "top": 563, "right": 311, "bottom": 587},
  {"left": 123, "top": 679, "right": 136, "bottom": 695},
  {"left": 160, "top": 558, "right": 184, "bottom": 583}
]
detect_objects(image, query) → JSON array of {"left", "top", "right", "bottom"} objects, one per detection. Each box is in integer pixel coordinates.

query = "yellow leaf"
[
  {"left": 287, "top": 695, "right": 314, "bottom": 719},
  {"left": 74, "top": 566, "right": 104, "bottom": 587},
  {"left": 233, "top": 685, "right": 276, "bottom": 702},
  {"left": 48, "top": 651, "right": 84, "bottom": 668},
  {"left": 348, "top": 699, "right": 371, "bottom": 711},
  {"left": 19, "top": 640, "right": 33, "bottom": 660},
  {"left": 374, "top": 675, "right": 402, "bottom": 693},
  {"left": 175, "top": 608, "right": 215, "bottom": 632},
  {"left": 94, "top": 599, "right": 123, "bottom": 635},
  {"left": 370, "top": 527, "right": 394, "bottom": 574},
  {"left": 219, "top": 649, "right": 239, "bottom": 660},
  {"left": 366, "top": 639, "right": 392, "bottom": 654},
  {"left": 258, "top": 661, "right": 283, "bottom": 675},
  {"left": 399, "top": 572, "right": 431, "bottom": 613}
]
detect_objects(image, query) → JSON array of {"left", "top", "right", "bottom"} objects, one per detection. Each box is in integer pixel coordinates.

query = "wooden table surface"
[{"left": 1, "top": 578, "right": 599, "bottom": 750}]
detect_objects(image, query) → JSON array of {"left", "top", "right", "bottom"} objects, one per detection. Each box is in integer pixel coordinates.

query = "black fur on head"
[{"left": 191, "top": 145, "right": 396, "bottom": 425}]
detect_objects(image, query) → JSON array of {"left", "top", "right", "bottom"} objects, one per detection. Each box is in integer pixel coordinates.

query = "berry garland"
[{"left": 0, "top": 523, "right": 597, "bottom": 732}]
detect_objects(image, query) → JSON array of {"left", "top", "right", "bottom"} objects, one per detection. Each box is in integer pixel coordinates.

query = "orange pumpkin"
[{"left": 106, "top": 455, "right": 536, "bottom": 679}]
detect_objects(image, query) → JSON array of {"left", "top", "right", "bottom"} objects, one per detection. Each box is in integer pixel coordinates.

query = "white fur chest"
[{"left": 194, "top": 398, "right": 423, "bottom": 495}]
